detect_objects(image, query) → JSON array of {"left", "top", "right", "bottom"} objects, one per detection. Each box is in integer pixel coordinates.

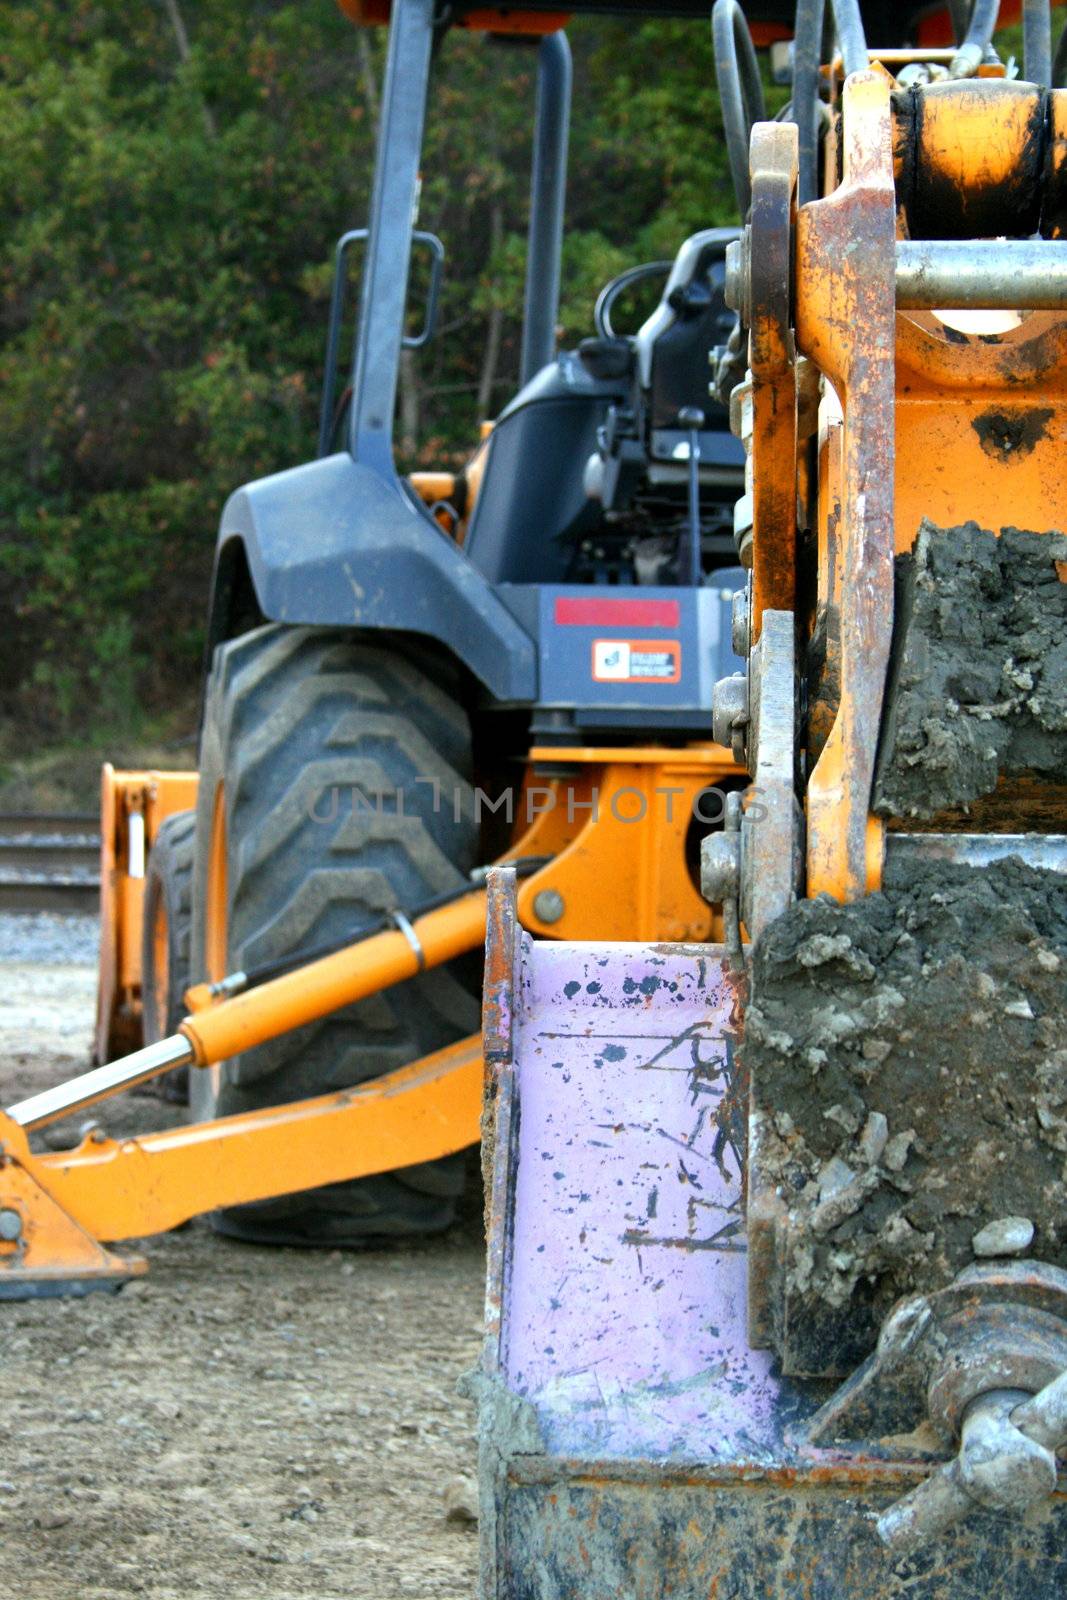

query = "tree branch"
[{"left": 158, "top": 0, "right": 218, "bottom": 139}]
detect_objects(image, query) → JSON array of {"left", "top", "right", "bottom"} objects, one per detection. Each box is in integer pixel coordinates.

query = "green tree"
[{"left": 0, "top": 2, "right": 744, "bottom": 733}]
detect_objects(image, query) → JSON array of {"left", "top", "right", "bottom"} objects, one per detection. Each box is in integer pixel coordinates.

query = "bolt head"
[
  {"left": 731, "top": 587, "right": 750, "bottom": 658},
  {"left": 724, "top": 238, "right": 745, "bottom": 315},
  {"left": 712, "top": 672, "right": 749, "bottom": 750},
  {"left": 700, "top": 833, "right": 741, "bottom": 905},
  {"left": 0, "top": 1208, "right": 23, "bottom": 1243},
  {"left": 532, "top": 889, "right": 566, "bottom": 926},
  {"left": 724, "top": 229, "right": 751, "bottom": 323}
]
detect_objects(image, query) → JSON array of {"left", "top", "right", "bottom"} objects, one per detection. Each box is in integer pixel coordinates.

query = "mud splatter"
[{"left": 873, "top": 520, "right": 1067, "bottom": 821}]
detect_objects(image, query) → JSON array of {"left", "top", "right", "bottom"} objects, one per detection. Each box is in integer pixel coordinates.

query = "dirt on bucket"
[
  {"left": 744, "top": 858, "right": 1067, "bottom": 1372},
  {"left": 872, "top": 520, "right": 1067, "bottom": 821}
]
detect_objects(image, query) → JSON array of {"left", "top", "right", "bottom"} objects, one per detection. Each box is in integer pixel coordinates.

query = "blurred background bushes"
[{"left": 0, "top": 1, "right": 741, "bottom": 733}]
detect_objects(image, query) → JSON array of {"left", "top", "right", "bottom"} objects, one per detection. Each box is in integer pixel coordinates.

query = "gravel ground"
[
  {"left": 0, "top": 912, "right": 100, "bottom": 966},
  {"left": 0, "top": 931, "right": 485, "bottom": 1600}
]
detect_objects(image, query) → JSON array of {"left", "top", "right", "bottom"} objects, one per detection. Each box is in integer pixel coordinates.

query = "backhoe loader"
[{"left": 2, "top": 0, "right": 1067, "bottom": 1593}]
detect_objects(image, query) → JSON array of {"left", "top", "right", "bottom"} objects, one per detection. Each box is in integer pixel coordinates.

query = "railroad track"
[{"left": 0, "top": 814, "right": 100, "bottom": 913}]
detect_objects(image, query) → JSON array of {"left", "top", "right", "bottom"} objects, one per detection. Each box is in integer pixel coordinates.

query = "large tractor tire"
[
  {"left": 140, "top": 808, "right": 196, "bottom": 1102},
  {"left": 188, "top": 624, "right": 481, "bottom": 1245}
]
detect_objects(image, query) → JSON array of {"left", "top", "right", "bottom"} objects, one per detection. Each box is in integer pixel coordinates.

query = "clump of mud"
[
  {"left": 745, "top": 859, "right": 1067, "bottom": 1372},
  {"left": 873, "top": 520, "right": 1067, "bottom": 820}
]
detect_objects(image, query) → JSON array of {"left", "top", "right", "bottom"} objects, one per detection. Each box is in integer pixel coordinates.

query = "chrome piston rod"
[
  {"left": 897, "top": 239, "right": 1067, "bottom": 310},
  {"left": 7, "top": 1035, "right": 194, "bottom": 1132},
  {"left": 884, "top": 833, "right": 1067, "bottom": 889}
]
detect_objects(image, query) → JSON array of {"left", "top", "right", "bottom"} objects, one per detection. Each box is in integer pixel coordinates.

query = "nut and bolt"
[
  {"left": 532, "top": 889, "right": 566, "bottom": 926},
  {"left": 0, "top": 1208, "right": 24, "bottom": 1243}
]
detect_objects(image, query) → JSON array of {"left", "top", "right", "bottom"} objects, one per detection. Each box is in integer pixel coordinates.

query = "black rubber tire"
[
  {"left": 140, "top": 809, "right": 195, "bottom": 1102},
  {"left": 188, "top": 624, "right": 481, "bottom": 1246}
]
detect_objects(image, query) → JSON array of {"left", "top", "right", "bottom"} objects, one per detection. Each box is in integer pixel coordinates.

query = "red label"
[{"left": 554, "top": 597, "right": 680, "bottom": 628}]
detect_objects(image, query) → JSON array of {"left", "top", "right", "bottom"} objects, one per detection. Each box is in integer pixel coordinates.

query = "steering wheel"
[{"left": 594, "top": 261, "right": 674, "bottom": 340}]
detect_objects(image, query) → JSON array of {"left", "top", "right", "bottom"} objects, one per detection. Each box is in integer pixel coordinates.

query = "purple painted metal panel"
[{"left": 501, "top": 936, "right": 783, "bottom": 1463}]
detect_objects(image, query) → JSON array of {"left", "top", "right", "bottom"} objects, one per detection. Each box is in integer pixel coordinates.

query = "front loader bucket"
[{"left": 475, "top": 873, "right": 1067, "bottom": 1599}]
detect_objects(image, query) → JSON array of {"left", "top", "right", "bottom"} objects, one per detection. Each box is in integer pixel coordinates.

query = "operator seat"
[
  {"left": 637, "top": 227, "right": 742, "bottom": 471},
  {"left": 462, "top": 353, "right": 631, "bottom": 586},
  {"left": 583, "top": 227, "right": 745, "bottom": 513},
  {"left": 463, "top": 228, "right": 744, "bottom": 586}
]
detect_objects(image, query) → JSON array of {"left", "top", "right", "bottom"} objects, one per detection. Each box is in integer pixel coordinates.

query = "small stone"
[
  {"left": 810, "top": 1170, "right": 878, "bottom": 1236},
  {"left": 972, "top": 1216, "right": 1034, "bottom": 1258},
  {"left": 154, "top": 1399, "right": 181, "bottom": 1422},
  {"left": 33, "top": 1511, "right": 72, "bottom": 1531},
  {"left": 443, "top": 1475, "right": 479, "bottom": 1526},
  {"left": 1036, "top": 949, "right": 1061, "bottom": 973},
  {"left": 856, "top": 1112, "right": 889, "bottom": 1166},
  {"left": 879, "top": 1214, "right": 931, "bottom": 1258},
  {"left": 1005, "top": 998, "right": 1034, "bottom": 1020},
  {"left": 824, "top": 1103, "right": 862, "bottom": 1136},
  {"left": 882, "top": 1130, "right": 916, "bottom": 1173},
  {"left": 861, "top": 1038, "right": 892, "bottom": 1064},
  {"left": 289, "top": 1501, "right": 322, "bottom": 1525},
  {"left": 817, "top": 1157, "right": 855, "bottom": 1199},
  {"left": 797, "top": 933, "right": 875, "bottom": 978}
]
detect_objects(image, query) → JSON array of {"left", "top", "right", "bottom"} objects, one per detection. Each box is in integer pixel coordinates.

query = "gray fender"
[{"left": 212, "top": 452, "right": 536, "bottom": 703}]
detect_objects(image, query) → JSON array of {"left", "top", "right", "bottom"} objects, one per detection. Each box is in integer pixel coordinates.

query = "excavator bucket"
[{"left": 475, "top": 871, "right": 1067, "bottom": 1599}]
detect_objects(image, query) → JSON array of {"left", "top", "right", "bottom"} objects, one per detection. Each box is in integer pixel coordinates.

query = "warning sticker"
[{"left": 592, "top": 639, "right": 681, "bottom": 684}]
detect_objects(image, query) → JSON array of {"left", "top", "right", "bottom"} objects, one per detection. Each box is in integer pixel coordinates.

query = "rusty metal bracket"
[
  {"left": 806, "top": 1261, "right": 1067, "bottom": 1447},
  {"left": 0, "top": 1119, "right": 145, "bottom": 1297},
  {"left": 795, "top": 71, "right": 897, "bottom": 902},
  {"left": 803, "top": 1258, "right": 1067, "bottom": 1554}
]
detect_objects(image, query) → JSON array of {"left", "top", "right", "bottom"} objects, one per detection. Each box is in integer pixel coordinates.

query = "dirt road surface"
[{"left": 0, "top": 959, "right": 484, "bottom": 1600}]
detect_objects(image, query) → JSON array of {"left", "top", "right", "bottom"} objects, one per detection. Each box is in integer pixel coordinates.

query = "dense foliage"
[{"left": 0, "top": 1, "right": 747, "bottom": 729}]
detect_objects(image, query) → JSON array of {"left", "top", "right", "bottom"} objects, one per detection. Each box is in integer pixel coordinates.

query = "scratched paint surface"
[{"left": 502, "top": 941, "right": 782, "bottom": 1462}]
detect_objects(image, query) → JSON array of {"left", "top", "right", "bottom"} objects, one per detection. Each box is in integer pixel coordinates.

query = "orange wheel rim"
[
  {"left": 204, "top": 783, "right": 229, "bottom": 1098},
  {"left": 150, "top": 890, "right": 170, "bottom": 1039},
  {"left": 205, "top": 783, "right": 229, "bottom": 984}
]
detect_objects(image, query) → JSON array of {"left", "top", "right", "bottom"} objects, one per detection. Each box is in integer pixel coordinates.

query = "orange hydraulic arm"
[
  {"left": 0, "top": 888, "right": 490, "bottom": 1295},
  {"left": 179, "top": 890, "right": 489, "bottom": 1070},
  {"left": 1, "top": 1035, "right": 482, "bottom": 1246}
]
